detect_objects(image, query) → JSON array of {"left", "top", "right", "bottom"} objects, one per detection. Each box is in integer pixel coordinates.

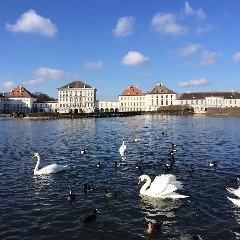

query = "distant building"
[
  {"left": 119, "top": 85, "right": 145, "bottom": 112},
  {"left": 97, "top": 100, "right": 119, "bottom": 112},
  {"left": 58, "top": 81, "right": 96, "bottom": 113},
  {"left": 3, "top": 86, "right": 37, "bottom": 114},
  {"left": 0, "top": 93, "right": 4, "bottom": 114},
  {"left": 33, "top": 93, "right": 58, "bottom": 113},
  {"left": 145, "top": 83, "right": 176, "bottom": 111},
  {"left": 176, "top": 91, "right": 240, "bottom": 113}
]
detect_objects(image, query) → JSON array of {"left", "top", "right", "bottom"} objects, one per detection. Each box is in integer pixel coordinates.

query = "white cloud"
[
  {"left": 151, "top": 13, "right": 187, "bottom": 35},
  {"left": 178, "top": 78, "right": 210, "bottom": 87},
  {"left": 84, "top": 60, "right": 103, "bottom": 69},
  {"left": 178, "top": 43, "right": 202, "bottom": 56},
  {"left": 23, "top": 67, "right": 74, "bottom": 86},
  {"left": 200, "top": 50, "right": 217, "bottom": 65},
  {"left": 113, "top": 16, "right": 135, "bottom": 37},
  {"left": 34, "top": 67, "right": 66, "bottom": 79},
  {"left": 196, "top": 25, "right": 215, "bottom": 35},
  {"left": 6, "top": 9, "right": 57, "bottom": 37},
  {"left": 184, "top": 1, "right": 206, "bottom": 19},
  {"left": 121, "top": 51, "right": 150, "bottom": 66},
  {"left": 2, "top": 81, "right": 15, "bottom": 89},
  {"left": 233, "top": 52, "right": 240, "bottom": 62},
  {"left": 24, "top": 78, "right": 44, "bottom": 85}
]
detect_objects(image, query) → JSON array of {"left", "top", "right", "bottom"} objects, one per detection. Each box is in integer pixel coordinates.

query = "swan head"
[
  {"left": 137, "top": 174, "right": 150, "bottom": 184},
  {"left": 32, "top": 153, "right": 39, "bottom": 158}
]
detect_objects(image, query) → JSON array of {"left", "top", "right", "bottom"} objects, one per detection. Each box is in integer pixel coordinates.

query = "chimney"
[{"left": 68, "top": 85, "right": 70, "bottom": 88}]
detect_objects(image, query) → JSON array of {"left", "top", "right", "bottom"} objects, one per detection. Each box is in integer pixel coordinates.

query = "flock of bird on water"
[{"left": 31, "top": 136, "right": 240, "bottom": 240}]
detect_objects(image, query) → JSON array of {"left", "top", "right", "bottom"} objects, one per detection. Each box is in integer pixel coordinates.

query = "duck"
[
  {"left": 83, "top": 183, "right": 95, "bottom": 193},
  {"left": 104, "top": 188, "right": 118, "bottom": 198},
  {"left": 145, "top": 221, "right": 163, "bottom": 235},
  {"left": 163, "top": 162, "right": 173, "bottom": 171},
  {"left": 96, "top": 162, "right": 101, "bottom": 168},
  {"left": 225, "top": 177, "right": 240, "bottom": 183},
  {"left": 119, "top": 139, "right": 126, "bottom": 156},
  {"left": 209, "top": 161, "right": 218, "bottom": 167},
  {"left": 32, "top": 153, "right": 68, "bottom": 175},
  {"left": 80, "top": 149, "right": 87, "bottom": 154},
  {"left": 134, "top": 138, "right": 141, "bottom": 142},
  {"left": 114, "top": 161, "right": 121, "bottom": 168},
  {"left": 187, "top": 165, "right": 195, "bottom": 173},
  {"left": 137, "top": 166, "right": 145, "bottom": 175},
  {"left": 137, "top": 174, "right": 188, "bottom": 199},
  {"left": 67, "top": 190, "right": 76, "bottom": 202},
  {"left": 83, "top": 209, "right": 98, "bottom": 225}
]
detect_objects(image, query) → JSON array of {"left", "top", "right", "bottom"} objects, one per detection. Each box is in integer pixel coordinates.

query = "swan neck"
[
  {"left": 140, "top": 175, "right": 151, "bottom": 194},
  {"left": 34, "top": 155, "right": 41, "bottom": 173}
]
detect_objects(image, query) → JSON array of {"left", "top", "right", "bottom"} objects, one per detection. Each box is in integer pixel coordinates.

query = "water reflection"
[{"left": 140, "top": 195, "right": 184, "bottom": 220}]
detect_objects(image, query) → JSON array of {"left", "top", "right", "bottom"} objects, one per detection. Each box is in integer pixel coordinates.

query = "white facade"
[
  {"left": 145, "top": 83, "right": 176, "bottom": 111},
  {"left": 97, "top": 100, "right": 119, "bottom": 112},
  {"left": 177, "top": 92, "right": 240, "bottom": 114},
  {"left": 33, "top": 101, "right": 58, "bottom": 113},
  {"left": 119, "top": 85, "right": 145, "bottom": 112},
  {"left": 119, "top": 95, "right": 145, "bottom": 112},
  {"left": 58, "top": 81, "right": 96, "bottom": 113}
]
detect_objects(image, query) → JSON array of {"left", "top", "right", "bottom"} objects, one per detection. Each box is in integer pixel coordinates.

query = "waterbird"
[
  {"left": 137, "top": 174, "right": 188, "bottom": 199},
  {"left": 67, "top": 190, "right": 76, "bottom": 202},
  {"left": 119, "top": 139, "right": 126, "bottom": 156},
  {"left": 104, "top": 188, "right": 118, "bottom": 198},
  {"left": 186, "top": 165, "right": 195, "bottom": 173},
  {"left": 83, "top": 209, "right": 98, "bottom": 225},
  {"left": 32, "top": 153, "right": 68, "bottom": 175},
  {"left": 83, "top": 183, "right": 95, "bottom": 193},
  {"left": 114, "top": 161, "right": 121, "bottom": 168},
  {"left": 225, "top": 177, "right": 240, "bottom": 183},
  {"left": 145, "top": 221, "right": 163, "bottom": 235},
  {"left": 96, "top": 162, "right": 101, "bottom": 168},
  {"left": 80, "top": 149, "right": 87, "bottom": 154},
  {"left": 163, "top": 162, "right": 173, "bottom": 171},
  {"left": 209, "top": 161, "right": 218, "bottom": 167}
]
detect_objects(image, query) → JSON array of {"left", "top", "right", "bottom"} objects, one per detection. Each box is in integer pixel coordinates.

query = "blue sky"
[{"left": 1, "top": 0, "right": 240, "bottom": 99}]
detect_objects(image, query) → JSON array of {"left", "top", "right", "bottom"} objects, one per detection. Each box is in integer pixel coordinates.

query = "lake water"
[{"left": 1, "top": 115, "right": 240, "bottom": 240}]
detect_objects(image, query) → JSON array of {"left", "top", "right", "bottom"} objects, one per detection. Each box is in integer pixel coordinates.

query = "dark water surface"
[{"left": 1, "top": 115, "right": 240, "bottom": 240}]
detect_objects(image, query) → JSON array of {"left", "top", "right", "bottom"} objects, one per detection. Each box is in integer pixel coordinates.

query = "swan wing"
[
  {"left": 148, "top": 174, "right": 182, "bottom": 196},
  {"left": 158, "top": 192, "right": 189, "bottom": 199},
  {"left": 228, "top": 197, "right": 240, "bottom": 207},
  {"left": 234, "top": 189, "right": 240, "bottom": 198},
  {"left": 36, "top": 164, "right": 68, "bottom": 175}
]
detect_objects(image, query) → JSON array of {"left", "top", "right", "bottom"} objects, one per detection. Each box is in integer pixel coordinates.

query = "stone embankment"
[
  {"left": 206, "top": 107, "right": 240, "bottom": 116},
  {"left": 154, "top": 105, "right": 194, "bottom": 115},
  {"left": 25, "top": 111, "right": 143, "bottom": 119}
]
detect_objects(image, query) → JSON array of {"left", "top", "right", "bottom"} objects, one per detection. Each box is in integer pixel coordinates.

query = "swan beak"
[{"left": 137, "top": 178, "right": 141, "bottom": 184}]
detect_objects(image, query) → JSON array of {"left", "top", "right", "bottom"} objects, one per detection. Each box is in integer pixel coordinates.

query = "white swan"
[
  {"left": 227, "top": 197, "right": 240, "bottom": 207},
  {"left": 137, "top": 174, "right": 188, "bottom": 199},
  {"left": 32, "top": 153, "right": 68, "bottom": 175},
  {"left": 119, "top": 139, "right": 126, "bottom": 156},
  {"left": 226, "top": 187, "right": 240, "bottom": 198}
]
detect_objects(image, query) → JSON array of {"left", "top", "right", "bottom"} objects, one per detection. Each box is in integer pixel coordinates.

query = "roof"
[
  {"left": 59, "top": 80, "right": 92, "bottom": 89},
  {"left": 5, "top": 86, "right": 35, "bottom": 98},
  {"left": 119, "top": 85, "right": 145, "bottom": 96},
  {"left": 177, "top": 92, "right": 240, "bottom": 100},
  {"left": 34, "top": 93, "right": 57, "bottom": 103},
  {"left": 148, "top": 83, "right": 175, "bottom": 94}
]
